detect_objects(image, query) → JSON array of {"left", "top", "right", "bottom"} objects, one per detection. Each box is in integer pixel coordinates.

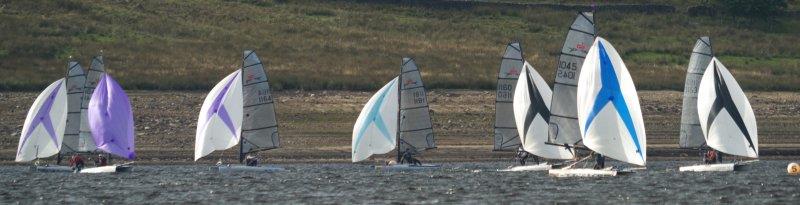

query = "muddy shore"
[{"left": 1, "top": 90, "right": 799, "bottom": 165}]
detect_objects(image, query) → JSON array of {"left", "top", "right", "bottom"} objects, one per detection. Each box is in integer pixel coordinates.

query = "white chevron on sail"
[{"left": 697, "top": 58, "right": 758, "bottom": 158}]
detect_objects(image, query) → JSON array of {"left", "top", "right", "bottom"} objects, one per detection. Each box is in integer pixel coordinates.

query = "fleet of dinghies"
[
  {"left": 17, "top": 55, "right": 135, "bottom": 173},
  {"left": 15, "top": 12, "right": 766, "bottom": 177}
]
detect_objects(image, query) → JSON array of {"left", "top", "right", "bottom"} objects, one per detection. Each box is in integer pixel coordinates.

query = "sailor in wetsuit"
[
  {"left": 704, "top": 149, "right": 722, "bottom": 164},
  {"left": 400, "top": 148, "right": 422, "bottom": 166},
  {"left": 594, "top": 153, "right": 605, "bottom": 169},
  {"left": 69, "top": 154, "right": 85, "bottom": 172},
  {"left": 245, "top": 154, "right": 259, "bottom": 167},
  {"left": 515, "top": 146, "right": 531, "bottom": 165}
]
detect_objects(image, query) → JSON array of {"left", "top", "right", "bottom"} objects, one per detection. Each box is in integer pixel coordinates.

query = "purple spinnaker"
[{"left": 88, "top": 74, "right": 136, "bottom": 160}]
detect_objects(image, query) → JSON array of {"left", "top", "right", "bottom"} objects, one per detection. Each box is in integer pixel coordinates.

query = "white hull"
[
  {"left": 499, "top": 163, "right": 552, "bottom": 172},
  {"left": 30, "top": 165, "right": 73, "bottom": 173},
  {"left": 214, "top": 165, "right": 286, "bottom": 173},
  {"left": 549, "top": 168, "right": 618, "bottom": 177},
  {"left": 79, "top": 165, "right": 133, "bottom": 173},
  {"left": 374, "top": 164, "right": 441, "bottom": 171},
  {"left": 679, "top": 163, "right": 741, "bottom": 172}
]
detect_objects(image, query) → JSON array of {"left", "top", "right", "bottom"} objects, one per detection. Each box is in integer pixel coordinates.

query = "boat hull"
[
  {"left": 548, "top": 168, "right": 618, "bottom": 177},
  {"left": 213, "top": 165, "right": 286, "bottom": 173},
  {"left": 679, "top": 163, "right": 743, "bottom": 172},
  {"left": 499, "top": 163, "right": 552, "bottom": 172},
  {"left": 373, "top": 164, "right": 441, "bottom": 171},
  {"left": 79, "top": 165, "right": 133, "bottom": 173},
  {"left": 30, "top": 165, "right": 73, "bottom": 173}
]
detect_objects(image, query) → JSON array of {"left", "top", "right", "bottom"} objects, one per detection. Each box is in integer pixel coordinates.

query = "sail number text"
[{"left": 557, "top": 60, "right": 578, "bottom": 80}]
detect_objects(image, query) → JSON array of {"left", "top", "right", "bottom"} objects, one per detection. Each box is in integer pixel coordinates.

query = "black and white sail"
[
  {"left": 239, "top": 51, "right": 280, "bottom": 160},
  {"left": 697, "top": 58, "right": 758, "bottom": 158},
  {"left": 61, "top": 61, "right": 86, "bottom": 154},
  {"left": 494, "top": 42, "right": 524, "bottom": 150},
  {"left": 548, "top": 12, "right": 596, "bottom": 145},
  {"left": 679, "top": 37, "right": 713, "bottom": 148},
  {"left": 398, "top": 58, "right": 435, "bottom": 153},
  {"left": 513, "top": 62, "right": 573, "bottom": 159}
]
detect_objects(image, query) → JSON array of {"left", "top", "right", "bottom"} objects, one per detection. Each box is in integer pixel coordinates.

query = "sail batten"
[
  {"left": 549, "top": 12, "right": 596, "bottom": 146},
  {"left": 680, "top": 37, "right": 714, "bottom": 148},
  {"left": 16, "top": 79, "right": 68, "bottom": 162},
  {"left": 513, "top": 62, "right": 573, "bottom": 160},
  {"left": 577, "top": 37, "right": 647, "bottom": 166},
  {"left": 240, "top": 51, "right": 280, "bottom": 155},
  {"left": 494, "top": 42, "right": 524, "bottom": 150},
  {"left": 399, "top": 58, "right": 435, "bottom": 153}
]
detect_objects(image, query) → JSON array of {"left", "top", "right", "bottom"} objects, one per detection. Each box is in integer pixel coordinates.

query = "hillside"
[{"left": 1, "top": 0, "right": 799, "bottom": 91}]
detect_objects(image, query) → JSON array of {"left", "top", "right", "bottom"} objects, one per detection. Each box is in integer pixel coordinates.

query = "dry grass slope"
[{"left": 0, "top": 0, "right": 799, "bottom": 91}]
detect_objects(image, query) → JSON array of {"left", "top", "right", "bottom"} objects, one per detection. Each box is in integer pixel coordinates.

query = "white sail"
[
  {"left": 16, "top": 79, "right": 68, "bottom": 162},
  {"left": 577, "top": 37, "right": 647, "bottom": 166},
  {"left": 77, "top": 56, "right": 105, "bottom": 152},
  {"left": 679, "top": 37, "right": 714, "bottom": 148},
  {"left": 195, "top": 71, "right": 244, "bottom": 160},
  {"left": 513, "top": 62, "right": 572, "bottom": 159},
  {"left": 352, "top": 77, "right": 400, "bottom": 162},
  {"left": 240, "top": 50, "right": 280, "bottom": 155},
  {"left": 697, "top": 58, "right": 758, "bottom": 158},
  {"left": 494, "top": 42, "right": 524, "bottom": 150},
  {"left": 62, "top": 62, "right": 86, "bottom": 154}
]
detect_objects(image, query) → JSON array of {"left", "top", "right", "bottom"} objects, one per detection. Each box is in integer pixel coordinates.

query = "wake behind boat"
[{"left": 195, "top": 50, "right": 285, "bottom": 173}]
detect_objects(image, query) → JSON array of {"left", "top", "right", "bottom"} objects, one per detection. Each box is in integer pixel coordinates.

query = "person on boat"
[
  {"left": 515, "top": 146, "right": 538, "bottom": 165},
  {"left": 593, "top": 153, "right": 605, "bottom": 169},
  {"left": 400, "top": 148, "right": 422, "bottom": 166},
  {"left": 68, "top": 154, "right": 85, "bottom": 171},
  {"left": 245, "top": 154, "right": 259, "bottom": 167},
  {"left": 94, "top": 154, "right": 108, "bottom": 166},
  {"left": 704, "top": 149, "right": 719, "bottom": 164}
]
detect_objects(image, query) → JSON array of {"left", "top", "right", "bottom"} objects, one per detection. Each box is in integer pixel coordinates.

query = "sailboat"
[
  {"left": 81, "top": 72, "right": 136, "bottom": 173},
  {"left": 547, "top": 12, "right": 596, "bottom": 150},
  {"left": 352, "top": 57, "right": 438, "bottom": 171},
  {"left": 493, "top": 42, "right": 523, "bottom": 151},
  {"left": 500, "top": 61, "right": 573, "bottom": 172},
  {"left": 548, "top": 37, "right": 647, "bottom": 177},
  {"left": 195, "top": 50, "right": 284, "bottom": 172},
  {"left": 679, "top": 56, "right": 759, "bottom": 172},
  {"left": 16, "top": 77, "right": 69, "bottom": 172}
]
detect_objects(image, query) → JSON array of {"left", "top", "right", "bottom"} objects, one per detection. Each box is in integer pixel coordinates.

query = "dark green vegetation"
[{"left": 0, "top": 0, "right": 798, "bottom": 91}]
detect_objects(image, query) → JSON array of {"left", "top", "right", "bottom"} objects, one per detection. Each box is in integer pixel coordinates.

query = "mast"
[
  {"left": 239, "top": 51, "right": 245, "bottom": 164},
  {"left": 396, "top": 58, "right": 403, "bottom": 163}
]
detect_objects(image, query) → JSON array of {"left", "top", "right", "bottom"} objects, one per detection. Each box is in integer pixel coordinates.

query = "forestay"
[
  {"left": 88, "top": 74, "right": 136, "bottom": 160},
  {"left": 494, "top": 42, "right": 524, "bottom": 151},
  {"left": 697, "top": 58, "right": 758, "bottom": 158},
  {"left": 62, "top": 62, "right": 86, "bottom": 154},
  {"left": 577, "top": 37, "right": 647, "bottom": 166},
  {"left": 399, "top": 58, "right": 435, "bottom": 153},
  {"left": 549, "top": 12, "right": 596, "bottom": 146},
  {"left": 195, "top": 71, "right": 244, "bottom": 160},
  {"left": 352, "top": 78, "right": 399, "bottom": 162},
  {"left": 78, "top": 56, "right": 105, "bottom": 152},
  {"left": 240, "top": 51, "right": 280, "bottom": 156},
  {"left": 16, "top": 79, "right": 67, "bottom": 162},
  {"left": 680, "top": 37, "right": 714, "bottom": 148},
  {"left": 513, "top": 62, "right": 572, "bottom": 159}
]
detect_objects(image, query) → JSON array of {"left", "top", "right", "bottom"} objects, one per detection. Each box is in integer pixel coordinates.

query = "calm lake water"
[{"left": 1, "top": 160, "right": 798, "bottom": 204}]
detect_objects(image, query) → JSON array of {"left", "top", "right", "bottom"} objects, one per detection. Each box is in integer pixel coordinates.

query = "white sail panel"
[
  {"left": 77, "top": 56, "right": 105, "bottom": 152},
  {"left": 549, "top": 12, "right": 596, "bottom": 146},
  {"left": 62, "top": 62, "right": 86, "bottom": 154},
  {"left": 494, "top": 42, "right": 524, "bottom": 150},
  {"left": 16, "top": 79, "right": 68, "bottom": 162},
  {"left": 195, "top": 71, "right": 244, "bottom": 160},
  {"left": 352, "top": 78, "right": 399, "bottom": 162},
  {"left": 513, "top": 62, "right": 572, "bottom": 159},
  {"left": 399, "top": 58, "right": 435, "bottom": 153},
  {"left": 241, "top": 50, "right": 280, "bottom": 155},
  {"left": 577, "top": 37, "right": 647, "bottom": 166},
  {"left": 679, "top": 37, "right": 713, "bottom": 148},
  {"left": 697, "top": 58, "right": 758, "bottom": 158}
]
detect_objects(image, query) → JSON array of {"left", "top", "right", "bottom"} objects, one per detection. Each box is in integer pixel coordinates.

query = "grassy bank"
[{"left": 0, "top": 0, "right": 799, "bottom": 91}]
